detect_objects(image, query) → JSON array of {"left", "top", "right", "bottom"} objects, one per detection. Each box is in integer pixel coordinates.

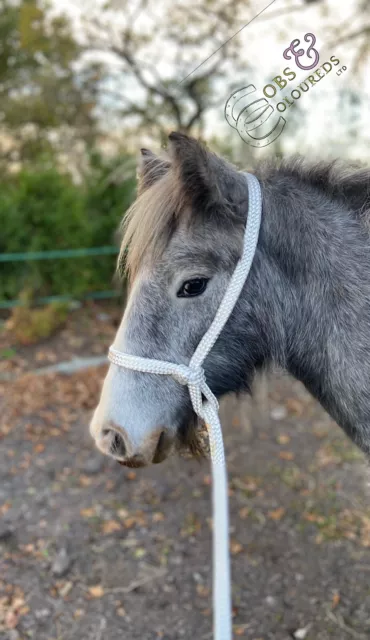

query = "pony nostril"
[
  {"left": 109, "top": 431, "right": 126, "bottom": 457},
  {"left": 95, "top": 424, "right": 130, "bottom": 461},
  {"left": 96, "top": 424, "right": 171, "bottom": 465}
]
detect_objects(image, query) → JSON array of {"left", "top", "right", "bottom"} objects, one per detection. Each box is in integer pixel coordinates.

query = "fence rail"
[
  {"left": 0, "top": 246, "right": 119, "bottom": 262},
  {"left": 0, "top": 246, "right": 121, "bottom": 310}
]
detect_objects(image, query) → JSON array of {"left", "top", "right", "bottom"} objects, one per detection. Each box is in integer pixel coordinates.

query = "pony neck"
[{"left": 257, "top": 174, "right": 370, "bottom": 455}]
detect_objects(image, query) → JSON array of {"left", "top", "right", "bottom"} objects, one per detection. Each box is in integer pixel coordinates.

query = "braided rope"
[{"left": 108, "top": 172, "right": 262, "bottom": 640}]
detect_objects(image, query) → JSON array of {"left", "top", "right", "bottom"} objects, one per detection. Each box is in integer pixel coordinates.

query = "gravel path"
[{"left": 1, "top": 310, "right": 370, "bottom": 640}]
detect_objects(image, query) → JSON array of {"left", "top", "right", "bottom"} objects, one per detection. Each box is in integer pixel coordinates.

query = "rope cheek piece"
[{"left": 108, "top": 172, "right": 262, "bottom": 640}]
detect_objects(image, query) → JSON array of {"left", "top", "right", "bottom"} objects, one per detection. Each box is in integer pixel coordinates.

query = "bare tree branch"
[{"left": 329, "top": 25, "right": 370, "bottom": 47}]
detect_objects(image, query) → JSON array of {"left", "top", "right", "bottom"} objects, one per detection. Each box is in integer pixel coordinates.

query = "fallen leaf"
[
  {"left": 303, "top": 512, "right": 325, "bottom": 524},
  {"left": 238, "top": 507, "right": 251, "bottom": 520},
  {"left": 279, "top": 451, "right": 295, "bottom": 461},
  {"left": 234, "top": 625, "right": 248, "bottom": 636},
  {"left": 19, "top": 605, "right": 30, "bottom": 615},
  {"left": 285, "top": 398, "right": 304, "bottom": 416},
  {"left": 0, "top": 502, "right": 11, "bottom": 516},
  {"left": 58, "top": 581, "right": 73, "bottom": 598},
  {"left": 312, "top": 424, "right": 329, "bottom": 439},
  {"left": 88, "top": 585, "right": 105, "bottom": 598},
  {"left": 80, "top": 507, "right": 95, "bottom": 518},
  {"left": 152, "top": 512, "right": 165, "bottom": 522},
  {"left": 277, "top": 434, "right": 291, "bottom": 445},
  {"left": 117, "top": 508, "right": 129, "bottom": 519},
  {"left": 12, "top": 597, "right": 25, "bottom": 609},
  {"left": 196, "top": 584, "right": 210, "bottom": 597},
  {"left": 332, "top": 591, "right": 340, "bottom": 609},
  {"left": 232, "top": 477, "right": 259, "bottom": 493},
  {"left": 230, "top": 540, "right": 243, "bottom": 555},
  {"left": 5, "top": 610, "right": 19, "bottom": 629},
  {"left": 102, "top": 520, "right": 121, "bottom": 534},
  {"left": 316, "top": 445, "right": 340, "bottom": 467},
  {"left": 268, "top": 507, "right": 286, "bottom": 521},
  {"left": 123, "top": 517, "right": 136, "bottom": 530},
  {"left": 79, "top": 475, "right": 93, "bottom": 487}
]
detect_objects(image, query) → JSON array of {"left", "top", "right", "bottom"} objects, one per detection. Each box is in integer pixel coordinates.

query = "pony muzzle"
[{"left": 92, "top": 420, "right": 173, "bottom": 467}]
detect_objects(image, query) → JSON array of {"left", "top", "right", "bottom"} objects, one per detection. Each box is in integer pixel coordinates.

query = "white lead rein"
[{"left": 108, "top": 173, "right": 262, "bottom": 640}]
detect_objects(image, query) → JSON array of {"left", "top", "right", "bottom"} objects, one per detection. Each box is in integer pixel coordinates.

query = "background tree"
[
  {"left": 0, "top": 0, "right": 99, "bottom": 171},
  {"left": 329, "top": 0, "right": 370, "bottom": 69},
  {"left": 2, "top": 0, "right": 369, "bottom": 162},
  {"left": 75, "top": 0, "right": 255, "bottom": 141}
]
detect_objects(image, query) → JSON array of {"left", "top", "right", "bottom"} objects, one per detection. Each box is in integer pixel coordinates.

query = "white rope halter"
[{"left": 108, "top": 172, "right": 262, "bottom": 640}]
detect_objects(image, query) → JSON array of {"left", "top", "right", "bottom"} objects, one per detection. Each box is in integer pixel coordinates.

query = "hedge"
[{"left": 0, "top": 158, "right": 136, "bottom": 302}]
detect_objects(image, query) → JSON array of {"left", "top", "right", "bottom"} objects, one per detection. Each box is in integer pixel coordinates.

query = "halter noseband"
[{"left": 108, "top": 172, "right": 262, "bottom": 640}]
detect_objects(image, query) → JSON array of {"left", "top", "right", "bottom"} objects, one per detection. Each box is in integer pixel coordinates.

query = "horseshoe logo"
[
  {"left": 224, "top": 85, "right": 286, "bottom": 148},
  {"left": 283, "top": 33, "right": 320, "bottom": 71}
]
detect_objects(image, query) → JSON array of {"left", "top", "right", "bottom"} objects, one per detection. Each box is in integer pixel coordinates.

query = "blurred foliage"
[
  {"left": 0, "top": 0, "right": 99, "bottom": 169},
  {"left": 0, "top": 153, "right": 136, "bottom": 302},
  {"left": 0, "top": 0, "right": 368, "bottom": 163},
  {"left": 79, "top": 0, "right": 253, "bottom": 138},
  {"left": 5, "top": 292, "right": 69, "bottom": 344},
  {"left": 0, "top": 0, "right": 368, "bottom": 310}
]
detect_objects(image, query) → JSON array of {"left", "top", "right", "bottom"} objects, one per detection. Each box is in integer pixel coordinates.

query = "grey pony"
[{"left": 90, "top": 132, "right": 370, "bottom": 467}]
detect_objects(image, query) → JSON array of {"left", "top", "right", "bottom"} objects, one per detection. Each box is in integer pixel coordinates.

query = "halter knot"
[{"left": 172, "top": 364, "right": 206, "bottom": 388}]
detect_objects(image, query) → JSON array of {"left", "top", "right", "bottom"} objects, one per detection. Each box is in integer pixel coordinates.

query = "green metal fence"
[{"left": 0, "top": 246, "right": 121, "bottom": 310}]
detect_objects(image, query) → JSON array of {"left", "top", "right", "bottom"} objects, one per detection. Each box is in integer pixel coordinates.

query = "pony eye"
[{"left": 177, "top": 277, "right": 209, "bottom": 298}]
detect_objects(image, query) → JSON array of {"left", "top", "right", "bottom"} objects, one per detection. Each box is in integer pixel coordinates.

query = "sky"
[
  {"left": 224, "top": 0, "right": 369, "bottom": 159},
  {"left": 51, "top": 0, "right": 369, "bottom": 160}
]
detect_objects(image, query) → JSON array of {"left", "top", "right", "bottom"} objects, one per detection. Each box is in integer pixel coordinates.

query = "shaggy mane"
[
  {"left": 119, "top": 158, "right": 186, "bottom": 281},
  {"left": 273, "top": 156, "right": 370, "bottom": 219},
  {"left": 119, "top": 149, "right": 370, "bottom": 281}
]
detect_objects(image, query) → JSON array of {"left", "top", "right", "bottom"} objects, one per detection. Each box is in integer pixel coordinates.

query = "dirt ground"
[{"left": 1, "top": 305, "right": 370, "bottom": 640}]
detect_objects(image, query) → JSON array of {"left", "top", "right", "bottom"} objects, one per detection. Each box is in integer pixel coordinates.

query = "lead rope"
[{"left": 108, "top": 172, "right": 262, "bottom": 640}]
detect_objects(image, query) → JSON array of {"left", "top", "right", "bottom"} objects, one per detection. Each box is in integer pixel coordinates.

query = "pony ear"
[
  {"left": 167, "top": 132, "right": 227, "bottom": 210},
  {"left": 137, "top": 148, "right": 170, "bottom": 194}
]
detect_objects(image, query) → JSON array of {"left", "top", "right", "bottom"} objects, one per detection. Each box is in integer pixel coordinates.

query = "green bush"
[
  {"left": 6, "top": 294, "right": 69, "bottom": 345},
  {"left": 84, "top": 152, "right": 137, "bottom": 288},
  {"left": 0, "top": 156, "right": 136, "bottom": 302}
]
